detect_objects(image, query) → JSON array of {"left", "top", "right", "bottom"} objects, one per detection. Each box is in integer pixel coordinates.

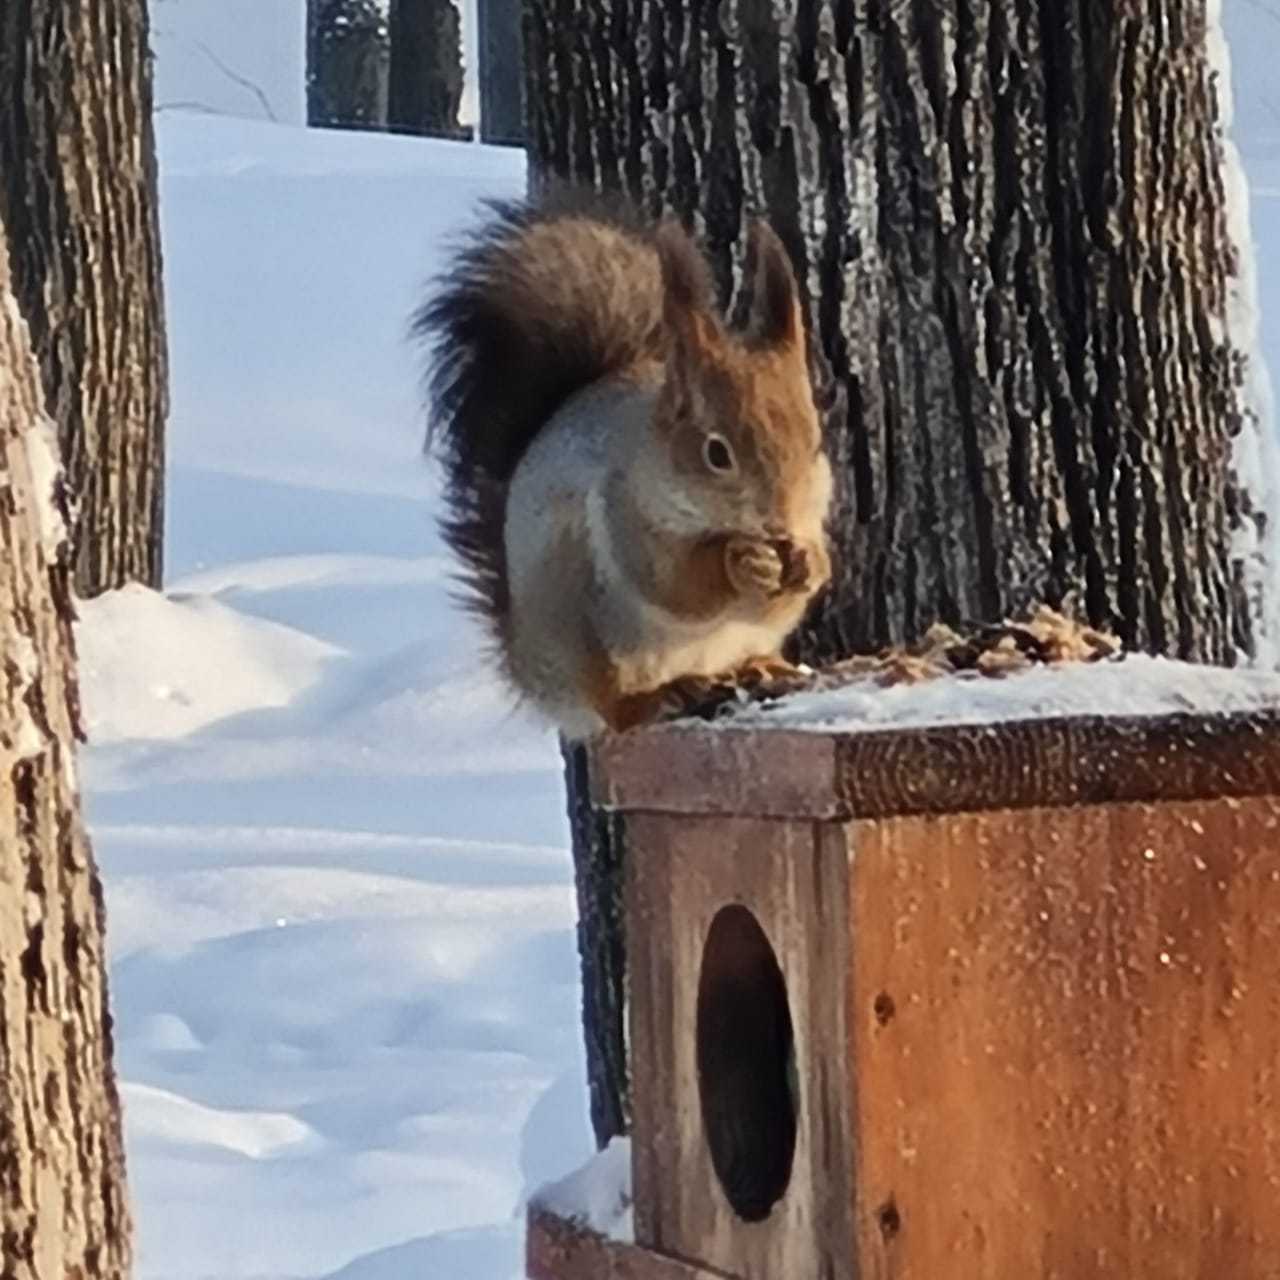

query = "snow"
[
  {"left": 149, "top": 1, "right": 485, "bottom": 133},
  {"left": 531, "top": 1138, "right": 634, "bottom": 1243},
  {"left": 151, "top": 0, "right": 306, "bottom": 125},
  {"left": 78, "top": 584, "right": 341, "bottom": 742},
  {"left": 730, "top": 655, "right": 1280, "bottom": 734},
  {"left": 122, "top": 1081, "right": 320, "bottom": 1160},
  {"left": 70, "top": 12, "right": 1280, "bottom": 1280},
  {"left": 79, "top": 115, "right": 595, "bottom": 1280},
  {"left": 4, "top": 630, "right": 43, "bottom": 763},
  {"left": 156, "top": 117, "right": 520, "bottom": 502},
  {"left": 19, "top": 412, "right": 67, "bottom": 559},
  {"left": 6, "top": 407, "right": 64, "bottom": 764},
  {"left": 1211, "top": 0, "right": 1280, "bottom": 665}
]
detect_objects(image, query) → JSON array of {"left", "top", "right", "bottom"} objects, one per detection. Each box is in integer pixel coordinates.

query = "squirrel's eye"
[{"left": 703, "top": 434, "right": 735, "bottom": 473}]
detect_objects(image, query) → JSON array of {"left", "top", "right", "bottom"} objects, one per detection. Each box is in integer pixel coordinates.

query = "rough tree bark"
[
  {"left": 527, "top": 3, "right": 1262, "bottom": 1145},
  {"left": 0, "top": 216, "right": 132, "bottom": 1276},
  {"left": 477, "top": 0, "right": 526, "bottom": 145},
  {"left": 388, "top": 0, "right": 466, "bottom": 138},
  {"left": 561, "top": 741, "right": 631, "bottom": 1143},
  {"left": 0, "top": 0, "right": 168, "bottom": 599},
  {"left": 307, "top": 0, "right": 390, "bottom": 130}
]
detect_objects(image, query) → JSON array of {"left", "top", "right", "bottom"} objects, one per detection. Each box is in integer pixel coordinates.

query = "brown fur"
[
  {"left": 600, "top": 470, "right": 737, "bottom": 621},
  {"left": 582, "top": 652, "right": 725, "bottom": 735},
  {"left": 418, "top": 191, "right": 674, "bottom": 648},
  {"left": 420, "top": 192, "right": 833, "bottom": 735},
  {"left": 652, "top": 231, "right": 823, "bottom": 551}
]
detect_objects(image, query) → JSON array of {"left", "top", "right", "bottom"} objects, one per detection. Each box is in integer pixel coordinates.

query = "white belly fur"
[{"left": 503, "top": 378, "right": 801, "bottom": 730}]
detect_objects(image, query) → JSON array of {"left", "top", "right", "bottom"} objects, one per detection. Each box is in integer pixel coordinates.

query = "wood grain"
[
  {"left": 626, "top": 813, "right": 854, "bottom": 1280},
  {"left": 592, "top": 710, "right": 1280, "bottom": 821},
  {"left": 590, "top": 725, "right": 842, "bottom": 819},
  {"left": 846, "top": 795, "right": 1280, "bottom": 1278},
  {"left": 526, "top": 1210, "right": 737, "bottom": 1279}
]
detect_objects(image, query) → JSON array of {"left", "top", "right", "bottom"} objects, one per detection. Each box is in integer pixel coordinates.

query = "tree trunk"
[
  {"left": 388, "top": 0, "right": 466, "bottom": 139},
  {"left": 307, "top": 0, "right": 390, "bottom": 130},
  {"left": 0, "top": 214, "right": 132, "bottom": 1277},
  {"left": 562, "top": 741, "right": 631, "bottom": 1144},
  {"left": 478, "top": 0, "right": 525, "bottom": 145},
  {"left": 0, "top": 0, "right": 168, "bottom": 600},
  {"left": 526, "top": 2, "right": 1262, "bottom": 1146}
]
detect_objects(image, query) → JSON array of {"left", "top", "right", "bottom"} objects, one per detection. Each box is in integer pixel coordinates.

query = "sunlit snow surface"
[
  {"left": 79, "top": 116, "right": 592, "bottom": 1280},
  {"left": 531, "top": 1138, "right": 634, "bottom": 1243},
  {"left": 728, "top": 655, "right": 1280, "bottom": 733}
]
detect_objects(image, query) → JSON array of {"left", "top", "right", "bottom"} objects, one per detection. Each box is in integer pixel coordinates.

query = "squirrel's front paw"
[
  {"left": 725, "top": 537, "right": 787, "bottom": 601},
  {"left": 734, "top": 655, "right": 812, "bottom": 690}
]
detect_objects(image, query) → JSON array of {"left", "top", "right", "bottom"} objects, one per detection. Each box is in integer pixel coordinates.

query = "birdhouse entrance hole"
[{"left": 694, "top": 904, "right": 797, "bottom": 1223}]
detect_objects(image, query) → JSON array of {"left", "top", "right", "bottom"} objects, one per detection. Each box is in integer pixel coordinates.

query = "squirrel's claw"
[
  {"left": 607, "top": 673, "right": 732, "bottom": 731},
  {"left": 733, "top": 655, "right": 811, "bottom": 691}
]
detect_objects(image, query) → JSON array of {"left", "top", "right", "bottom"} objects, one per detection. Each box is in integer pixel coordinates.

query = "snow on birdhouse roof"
[{"left": 727, "top": 655, "right": 1280, "bottom": 736}]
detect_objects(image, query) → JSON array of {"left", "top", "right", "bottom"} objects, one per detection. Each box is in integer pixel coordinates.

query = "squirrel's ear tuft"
[
  {"left": 746, "top": 219, "right": 803, "bottom": 351},
  {"left": 655, "top": 218, "right": 717, "bottom": 328}
]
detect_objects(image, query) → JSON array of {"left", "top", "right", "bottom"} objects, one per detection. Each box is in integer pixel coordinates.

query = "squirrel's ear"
[
  {"left": 745, "top": 219, "right": 804, "bottom": 351},
  {"left": 654, "top": 218, "right": 719, "bottom": 344}
]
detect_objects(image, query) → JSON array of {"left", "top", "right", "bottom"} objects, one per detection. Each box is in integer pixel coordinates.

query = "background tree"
[
  {"left": 0, "top": 0, "right": 169, "bottom": 599},
  {"left": 387, "top": 0, "right": 467, "bottom": 139},
  {"left": 525, "top": 2, "right": 1266, "bottom": 1145},
  {"left": 307, "top": 0, "right": 390, "bottom": 130},
  {"left": 0, "top": 218, "right": 131, "bottom": 1279},
  {"left": 477, "top": 0, "right": 525, "bottom": 145}
]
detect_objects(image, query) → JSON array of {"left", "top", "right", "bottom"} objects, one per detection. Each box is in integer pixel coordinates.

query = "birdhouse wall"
[
  {"left": 626, "top": 813, "right": 855, "bottom": 1280},
  {"left": 843, "top": 795, "right": 1280, "bottom": 1279},
  {"left": 545, "top": 708, "right": 1280, "bottom": 1280}
]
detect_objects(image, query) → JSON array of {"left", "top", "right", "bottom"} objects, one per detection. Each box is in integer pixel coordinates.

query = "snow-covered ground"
[
  {"left": 151, "top": 0, "right": 306, "bottom": 125},
  {"left": 149, "top": 0, "right": 482, "bottom": 131},
  {"left": 78, "top": 117, "right": 592, "bottom": 1280},
  {"left": 1227, "top": 1, "right": 1280, "bottom": 463},
  {"left": 73, "top": 15, "right": 1280, "bottom": 1280}
]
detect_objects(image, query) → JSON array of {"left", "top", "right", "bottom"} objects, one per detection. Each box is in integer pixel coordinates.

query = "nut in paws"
[
  {"left": 725, "top": 537, "right": 787, "bottom": 600},
  {"left": 774, "top": 539, "right": 811, "bottom": 592}
]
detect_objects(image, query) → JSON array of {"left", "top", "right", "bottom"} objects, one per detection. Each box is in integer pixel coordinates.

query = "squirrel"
[{"left": 418, "top": 191, "right": 833, "bottom": 738}]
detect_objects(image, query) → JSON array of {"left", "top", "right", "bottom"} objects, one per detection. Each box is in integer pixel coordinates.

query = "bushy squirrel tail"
[{"left": 416, "top": 188, "right": 674, "bottom": 634}]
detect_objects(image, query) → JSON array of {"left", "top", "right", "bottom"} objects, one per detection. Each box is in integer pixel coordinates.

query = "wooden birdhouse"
[{"left": 528, "top": 669, "right": 1280, "bottom": 1279}]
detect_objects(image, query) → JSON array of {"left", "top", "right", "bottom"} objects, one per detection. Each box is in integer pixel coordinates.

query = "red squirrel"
[{"left": 419, "top": 193, "right": 832, "bottom": 737}]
